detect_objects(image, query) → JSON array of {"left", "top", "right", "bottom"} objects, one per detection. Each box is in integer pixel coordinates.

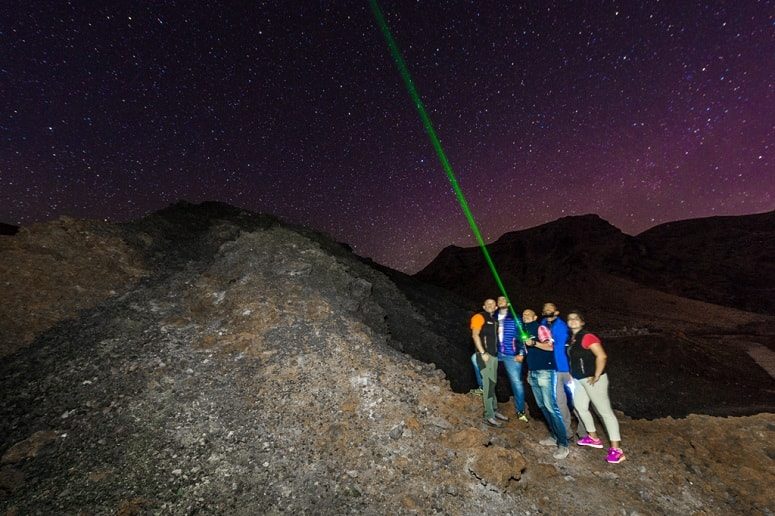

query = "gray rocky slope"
[{"left": 1, "top": 202, "right": 773, "bottom": 514}]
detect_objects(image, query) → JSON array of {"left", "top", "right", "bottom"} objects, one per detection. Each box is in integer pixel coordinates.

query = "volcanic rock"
[
  {"left": 634, "top": 210, "right": 775, "bottom": 314},
  {"left": 1, "top": 431, "right": 59, "bottom": 464},
  {"left": 416, "top": 211, "right": 775, "bottom": 320},
  {"left": 0, "top": 217, "right": 148, "bottom": 356},
  {"left": 0, "top": 201, "right": 773, "bottom": 514}
]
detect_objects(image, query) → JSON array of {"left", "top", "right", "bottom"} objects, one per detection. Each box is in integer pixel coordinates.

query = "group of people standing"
[{"left": 469, "top": 297, "right": 625, "bottom": 464}]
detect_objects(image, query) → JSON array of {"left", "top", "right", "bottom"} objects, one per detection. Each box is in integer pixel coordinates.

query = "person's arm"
[
  {"left": 533, "top": 340, "right": 554, "bottom": 352},
  {"left": 514, "top": 337, "right": 526, "bottom": 362},
  {"left": 472, "top": 327, "right": 490, "bottom": 363},
  {"left": 587, "top": 342, "right": 607, "bottom": 384},
  {"left": 553, "top": 322, "right": 568, "bottom": 351},
  {"left": 525, "top": 336, "right": 553, "bottom": 351}
]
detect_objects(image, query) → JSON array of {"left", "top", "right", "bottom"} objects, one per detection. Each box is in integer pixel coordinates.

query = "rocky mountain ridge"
[
  {"left": 1, "top": 202, "right": 774, "bottom": 514},
  {"left": 416, "top": 210, "right": 775, "bottom": 316},
  {"left": 634, "top": 210, "right": 775, "bottom": 313}
]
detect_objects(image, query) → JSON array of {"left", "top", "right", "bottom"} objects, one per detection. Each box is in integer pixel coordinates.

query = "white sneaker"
[
  {"left": 553, "top": 446, "right": 570, "bottom": 460},
  {"left": 539, "top": 437, "right": 557, "bottom": 446}
]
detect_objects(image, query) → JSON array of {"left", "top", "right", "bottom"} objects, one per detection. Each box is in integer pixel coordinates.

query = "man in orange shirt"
[{"left": 470, "top": 298, "right": 509, "bottom": 427}]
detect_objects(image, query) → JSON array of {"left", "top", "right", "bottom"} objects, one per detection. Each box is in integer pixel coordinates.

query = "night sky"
[{"left": 2, "top": 2, "right": 773, "bottom": 272}]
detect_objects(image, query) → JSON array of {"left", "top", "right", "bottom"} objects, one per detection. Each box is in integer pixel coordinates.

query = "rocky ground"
[
  {"left": 1, "top": 202, "right": 774, "bottom": 514},
  {"left": 0, "top": 217, "right": 148, "bottom": 356}
]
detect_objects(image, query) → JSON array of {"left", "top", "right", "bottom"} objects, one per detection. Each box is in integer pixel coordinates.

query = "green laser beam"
[{"left": 369, "top": 0, "right": 528, "bottom": 339}]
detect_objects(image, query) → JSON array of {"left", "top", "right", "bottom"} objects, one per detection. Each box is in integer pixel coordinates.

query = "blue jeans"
[
  {"left": 471, "top": 353, "right": 483, "bottom": 388},
  {"left": 528, "top": 369, "right": 568, "bottom": 447},
  {"left": 498, "top": 353, "right": 525, "bottom": 413}
]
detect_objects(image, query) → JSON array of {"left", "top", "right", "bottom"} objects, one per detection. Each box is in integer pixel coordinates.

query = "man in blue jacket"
[{"left": 541, "top": 302, "right": 586, "bottom": 441}]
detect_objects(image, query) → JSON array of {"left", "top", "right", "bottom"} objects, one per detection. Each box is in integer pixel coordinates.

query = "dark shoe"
[
  {"left": 484, "top": 417, "right": 503, "bottom": 427},
  {"left": 494, "top": 411, "right": 509, "bottom": 421}
]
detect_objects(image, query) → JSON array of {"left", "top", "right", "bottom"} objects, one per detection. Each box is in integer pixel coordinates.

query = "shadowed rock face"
[
  {"left": 0, "top": 202, "right": 501, "bottom": 513},
  {"left": 1, "top": 202, "right": 774, "bottom": 514},
  {"left": 416, "top": 210, "right": 775, "bottom": 317},
  {"left": 0, "top": 202, "right": 475, "bottom": 387},
  {"left": 633, "top": 211, "right": 775, "bottom": 315},
  {"left": 0, "top": 217, "right": 149, "bottom": 356},
  {"left": 0, "top": 223, "right": 19, "bottom": 236}
]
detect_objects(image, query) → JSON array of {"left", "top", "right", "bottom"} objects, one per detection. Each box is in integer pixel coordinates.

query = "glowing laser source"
[{"left": 370, "top": 0, "right": 527, "bottom": 338}]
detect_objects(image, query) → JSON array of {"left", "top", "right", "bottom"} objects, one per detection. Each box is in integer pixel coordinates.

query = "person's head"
[
  {"left": 496, "top": 296, "right": 509, "bottom": 311},
  {"left": 566, "top": 309, "right": 586, "bottom": 332},
  {"left": 522, "top": 309, "right": 537, "bottom": 323},
  {"left": 542, "top": 302, "right": 559, "bottom": 320},
  {"left": 482, "top": 298, "right": 497, "bottom": 314}
]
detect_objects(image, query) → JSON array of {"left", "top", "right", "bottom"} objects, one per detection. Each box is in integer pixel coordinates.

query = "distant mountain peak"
[
  {"left": 417, "top": 211, "right": 775, "bottom": 316},
  {"left": 493, "top": 213, "right": 624, "bottom": 246}
]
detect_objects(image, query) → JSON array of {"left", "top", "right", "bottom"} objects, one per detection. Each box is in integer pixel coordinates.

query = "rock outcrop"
[
  {"left": 635, "top": 210, "right": 775, "bottom": 315},
  {"left": 416, "top": 210, "right": 775, "bottom": 318},
  {"left": 1, "top": 202, "right": 773, "bottom": 514},
  {"left": 0, "top": 217, "right": 148, "bottom": 356}
]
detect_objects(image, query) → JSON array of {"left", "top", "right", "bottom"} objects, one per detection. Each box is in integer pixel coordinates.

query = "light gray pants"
[
  {"left": 573, "top": 373, "right": 621, "bottom": 442},
  {"left": 556, "top": 372, "right": 586, "bottom": 439}
]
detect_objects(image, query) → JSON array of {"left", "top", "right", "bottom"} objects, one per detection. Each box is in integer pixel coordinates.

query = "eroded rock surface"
[
  {"left": 1, "top": 202, "right": 773, "bottom": 514},
  {"left": 0, "top": 217, "right": 148, "bottom": 356}
]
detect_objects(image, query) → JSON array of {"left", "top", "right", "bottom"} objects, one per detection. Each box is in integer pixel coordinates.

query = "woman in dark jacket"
[{"left": 566, "top": 310, "right": 625, "bottom": 464}]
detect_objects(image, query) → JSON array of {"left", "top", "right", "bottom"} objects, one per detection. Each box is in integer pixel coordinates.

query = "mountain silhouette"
[
  {"left": 416, "top": 211, "right": 775, "bottom": 320},
  {"left": 633, "top": 211, "right": 775, "bottom": 314}
]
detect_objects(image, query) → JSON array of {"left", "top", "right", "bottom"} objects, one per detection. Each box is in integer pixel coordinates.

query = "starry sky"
[{"left": 2, "top": 2, "right": 773, "bottom": 272}]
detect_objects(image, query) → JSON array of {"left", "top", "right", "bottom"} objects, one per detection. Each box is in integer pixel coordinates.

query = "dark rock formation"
[
  {"left": 0, "top": 223, "right": 18, "bottom": 236},
  {"left": 416, "top": 210, "right": 775, "bottom": 316},
  {"left": 1, "top": 202, "right": 773, "bottom": 514},
  {"left": 0, "top": 216, "right": 149, "bottom": 355},
  {"left": 634, "top": 210, "right": 775, "bottom": 314},
  {"left": 0, "top": 202, "right": 503, "bottom": 513}
]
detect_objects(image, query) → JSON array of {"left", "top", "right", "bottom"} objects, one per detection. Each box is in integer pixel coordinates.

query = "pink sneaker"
[
  {"left": 577, "top": 435, "right": 603, "bottom": 448},
  {"left": 606, "top": 448, "right": 626, "bottom": 464}
]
